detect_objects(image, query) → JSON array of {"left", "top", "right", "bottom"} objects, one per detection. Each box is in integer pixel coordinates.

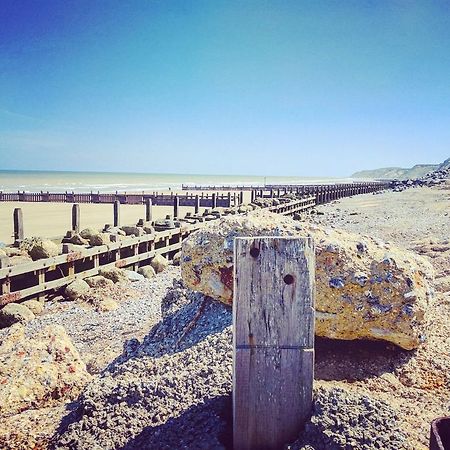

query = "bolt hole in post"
[
  {"left": 283, "top": 274, "right": 295, "bottom": 285},
  {"left": 249, "top": 247, "right": 260, "bottom": 258}
]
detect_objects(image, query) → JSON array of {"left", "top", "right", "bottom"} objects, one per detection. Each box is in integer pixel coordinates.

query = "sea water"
[{"left": 0, "top": 170, "right": 352, "bottom": 193}]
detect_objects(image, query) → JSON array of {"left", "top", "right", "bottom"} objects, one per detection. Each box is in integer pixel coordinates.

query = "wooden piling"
[
  {"left": 194, "top": 195, "right": 200, "bottom": 214},
  {"left": 113, "top": 200, "right": 120, "bottom": 227},
  {"left": 233, "top": 237, "right": 315, "bottom": 450},
  {"left": 145, "top": 198, "right": 152, "bottom": 222},
  {"left": 173, "top": 195, "right": 179, "bottom": 218},
  {"left": 72, "top": 204, "right": 80, "bottom": 233},
  {"left": 13, "top": 208, "right": 24, "bottom": 244}
]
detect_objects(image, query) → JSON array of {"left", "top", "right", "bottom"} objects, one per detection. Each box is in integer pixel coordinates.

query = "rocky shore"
[{"left": 0, "top": 181, "right": 449, "bottom": 449}]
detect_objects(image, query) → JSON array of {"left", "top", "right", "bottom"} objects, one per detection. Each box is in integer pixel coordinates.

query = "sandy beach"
[{"left": 0, "top": 201, "right": 208, "bottom": 244}]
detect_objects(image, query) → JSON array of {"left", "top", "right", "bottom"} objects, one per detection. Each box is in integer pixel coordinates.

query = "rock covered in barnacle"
[{"left": 181, "top": 210, "right": 433, "bottom": 350}]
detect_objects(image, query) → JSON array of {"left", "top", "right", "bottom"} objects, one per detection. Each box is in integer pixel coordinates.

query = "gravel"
[
  {"left": 289, "top": 387, "right": 410, "bottom": 450},
  {"left": 52, "top": 281, "right": 234, "bottom": 450},
  {"left": 0, "top": 267, "right": 182, "bottom": 373},
  {"left": 52, "top": 279, "right": 415, "bottom": 450},
  {"left": 310, "top": 186, "right": 450, "bottom": 248}
]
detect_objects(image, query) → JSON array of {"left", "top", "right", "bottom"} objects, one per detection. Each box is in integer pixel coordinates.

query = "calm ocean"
[{"left": 0, "top": 170, "right": 351, "bottom": 193}]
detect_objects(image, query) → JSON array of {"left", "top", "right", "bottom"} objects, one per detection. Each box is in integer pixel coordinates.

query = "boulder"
[
  {"left": 121, "top": 226, "right": 144, "bottom": 237},
  {"left": 181, "top": 211, "right": 433, "bottom": 350},
  {"left": 137, "top": 265, "right": 156, "bottom": 279},
  {"left": 85, "top": 275, "right": 114, "bottom": 289},
  {"left": 64, "top": 279, "right": 90, "bottom": 301},
  {"left": 0, "top": 324, "right": 91, "bottom": 418},
  {"left": 27, "top": 239, "right": 60, "bottom": 260},
  {"left": 143, "top": 225, "right": 155, "bottom": 234},
  {"left": 89, "top": 233, "right": 111, "bottom": 246},
  {"left": 67, "top": 233, "right": 88, "bottom": 246},
  {"left": 80, "top": 228, "right": 99, "bottom": 240},
  {"left": 0, "top": 304, "right": 35, "bottom": 328},
  {"left": 98, "top": 267, "right": 129, "bottom": 284},
  {"left": 21, "top": 299, "right": 44, "bottom": 315},
  {"left": 104, "top": 226, "right": 126, "bottom": 236},
  {"left": 77, "top": 292, "right": 119, "bottom": 312},
  {"left": 150, "top": 254, "right": 169, "bottom": 274},
  {"left": 172, "top": 251, "right": 182, "bottom": 266},
  {"left": 0, "top": 405, "right": 67, "bottom": 450},
  {"left": 124, "top": 270, "right": 145, "bottom": 282},
  {"left": 96, "top": 297, "right": 119, "bottom": 312}
]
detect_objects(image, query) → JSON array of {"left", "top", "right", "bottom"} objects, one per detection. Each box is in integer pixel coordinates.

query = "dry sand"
[
  {"left": 0, "top": 202, "right": 205, "bottom": 244},
  {"left": 0, "top": 189, "right": 253, "bottom": 244}
]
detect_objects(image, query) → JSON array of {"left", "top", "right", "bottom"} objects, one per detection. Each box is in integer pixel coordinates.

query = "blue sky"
[{"left": 1, "top": 0, "right": 449, "bottom": 176}]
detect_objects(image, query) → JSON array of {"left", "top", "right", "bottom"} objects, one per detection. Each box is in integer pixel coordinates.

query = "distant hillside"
[
  {"left": 437, "top": 157, "right": 450, "bottom": 171},
  {"left": 352, "top": 163, "right": 438, "bottom": 180}
]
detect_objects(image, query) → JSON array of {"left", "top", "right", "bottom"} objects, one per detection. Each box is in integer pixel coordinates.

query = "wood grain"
[{"left": 233, "top": 237, "right": 315, "bottom": 450}]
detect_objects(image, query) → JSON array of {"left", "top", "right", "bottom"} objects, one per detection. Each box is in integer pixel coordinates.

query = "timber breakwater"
[
  {"left": 0, "top": 181, "right": 388, "bottom": 306},
  {"left": 0, "top": 181, "right": 390, "bottom": 206}
]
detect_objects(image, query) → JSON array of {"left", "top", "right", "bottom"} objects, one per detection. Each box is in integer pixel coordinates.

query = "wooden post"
[
  {"left": 0, "top": 255, "right": 10, "bottom": 295},
  {"left": 233, "top": 237, "right": 315, "bottom": 450},
  {"left": 239, "top": 191, "right": 244, "bottom": 205},
  {"left": 113, "top": 200, "right": 120, "bottom": 227},
  {"left": 145, "top": 198, "right": 152, "bottom": 222},
  {"left": 72, "top": 204, "right": 80, "bottom": 233},
  {"left": 37, "top": 269, "right": 45, "bottom": 301},
  {"left": 194, "top": 195, "right": 200, "bottom": 214},
  {"left": 173, "top": 195, "right": 179, "bottom": 218},
  {"left": 13, "top": 208, "right": 24, "bottom": 244},
  {"left": 212, "top": 193, "right": 217, "bottom": 209},
  {"left": 0, "top": 255, "right": 9, "bottom": 269}
]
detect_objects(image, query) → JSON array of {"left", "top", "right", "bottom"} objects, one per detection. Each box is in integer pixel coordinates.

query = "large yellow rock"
[
  {"left": 0, "top": 324, "right": 91, "bottom": 418},
  {"left": 181, "top": 211, "right": 433, "bottom": 350}
]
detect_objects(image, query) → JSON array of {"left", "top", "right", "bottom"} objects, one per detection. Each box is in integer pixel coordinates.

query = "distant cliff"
[
  {"left": 436, "top": 157, "right": 450, "bottom": 171},
  {"left": 351, "top": 163, "right": 440, "bottom": 180}
]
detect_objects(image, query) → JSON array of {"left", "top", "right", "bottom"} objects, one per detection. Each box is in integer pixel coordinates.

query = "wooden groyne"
[
  {"left": 0, "top": 198, "right": 315, "bottom": 306},
  {"left": 0, "top": 191, "right": 235, "bottom": 208},
  {"left": 0, "top": 180, "right": 389, "bottom": 305},
  {"left": 182, "top": 181, "right": 390, "bottom": 192},
  {"left": 0, "top": 181, "right": 390, "bottom": 208}
]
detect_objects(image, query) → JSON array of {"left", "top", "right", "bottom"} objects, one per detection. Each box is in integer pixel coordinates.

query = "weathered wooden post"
[
  {"left": 173, "top": 195, "right": 179, "bottom": 218},
  {"left": 212, "top": 193, "right": 217, "bottom": 209},
  {"left": 145, "top": 198, "right": 152, "bottom": 222},
  {"left": 233, "top": 236, "right": 315, "bottom": 450},
  {"left": 239, "top": 191, "right": 244, "bottom": 205},
  {"left": 194, "top": 195, "right": 200, "bottom": 214},
  {"left": 13, "top": 208, "right": 24, "bottom": 245},
  {"left": 72, "top": 204, "right": 80, "bottom": 233},
  {"left": 113, "top": 200, "right": 120, "bottom": 227}
]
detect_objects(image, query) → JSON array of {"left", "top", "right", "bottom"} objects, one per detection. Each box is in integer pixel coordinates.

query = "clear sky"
[{"left": 0, "top": 0, "right": 449, "bottom": 176}]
